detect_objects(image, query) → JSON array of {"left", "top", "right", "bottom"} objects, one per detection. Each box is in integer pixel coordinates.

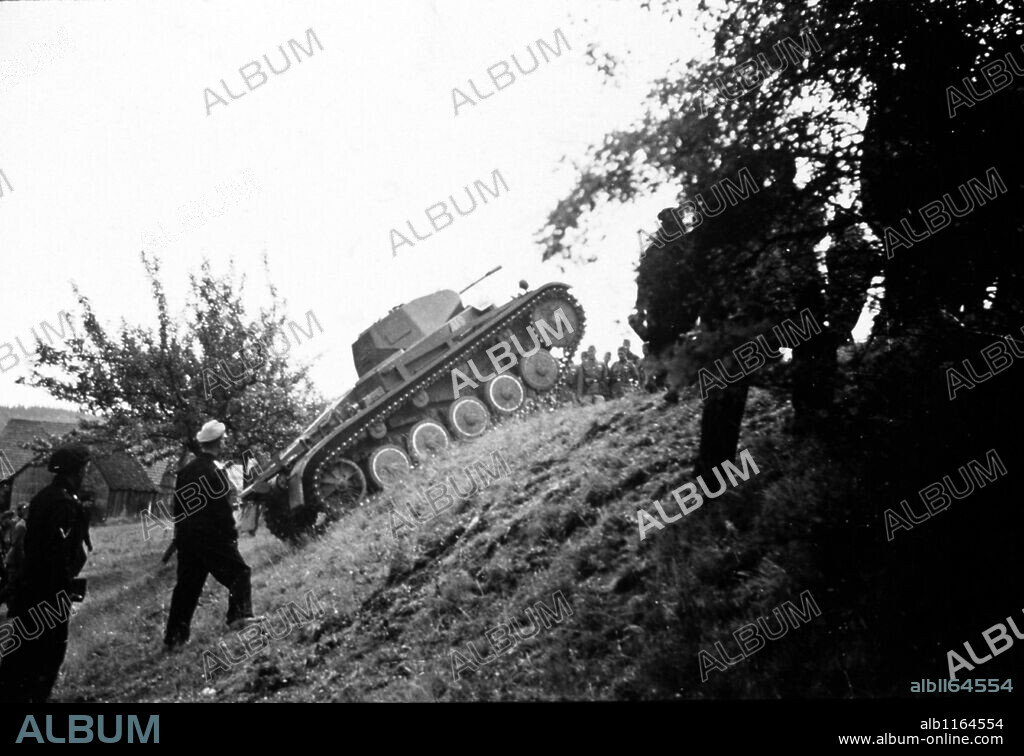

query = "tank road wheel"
[
  {"left": 486, "top": 374, "right": 525, "bottom": 414},
  {"left": 313, "top": 456, "right": 367, "bottom": 522},
  {"left": 531, "top": 299, "right": 583, "bottom": 348},
  {"left": 519, "top": 349, "right": 561, "bottom": 391},
  {"left": 409, "top": 420, "right": 451, "bottom": 462},
  {"left": 447, "top": 396, "right": 491, "bottom": 440},
  {"left": 369, "top": 444, "right": 412, "bottom": 488}
]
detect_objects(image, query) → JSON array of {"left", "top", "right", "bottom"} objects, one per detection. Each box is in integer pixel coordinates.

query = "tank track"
[{"left": 268, "top": 286, "right": 585, "bottom": 542}]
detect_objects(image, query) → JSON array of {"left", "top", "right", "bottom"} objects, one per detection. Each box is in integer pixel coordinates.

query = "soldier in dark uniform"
[
  {"left": 164, "top": 421, "right": 260, "bottom": 651},
  {"left": 0, "top": 444, "right": 92, "bottom": 703}
]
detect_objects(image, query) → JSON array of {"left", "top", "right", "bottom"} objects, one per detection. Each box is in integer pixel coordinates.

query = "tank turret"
[{"left": 352, "top": 291, "right": 462, "bottom": 377}]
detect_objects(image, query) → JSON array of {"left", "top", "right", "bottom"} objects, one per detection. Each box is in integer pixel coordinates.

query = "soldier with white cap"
[{"left": 163, "top": 420, "right": 260, "bottom": 651}]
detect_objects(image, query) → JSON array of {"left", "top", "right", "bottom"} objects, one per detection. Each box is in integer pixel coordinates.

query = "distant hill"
[{"left": 0, "top": 405, "right": 94, "bottom": 432}]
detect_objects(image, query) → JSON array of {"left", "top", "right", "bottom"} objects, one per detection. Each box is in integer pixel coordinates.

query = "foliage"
[
  {"left": 19, "top": 253, "right": 324, "bottom": 465},
  {"left": 542, "top": 0, "right": 1022, "bottom": 460}
]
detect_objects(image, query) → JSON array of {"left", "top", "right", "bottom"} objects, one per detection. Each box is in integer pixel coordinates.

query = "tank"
[{"left": 241, "top": 270, "right": 586, "bottom": 542}]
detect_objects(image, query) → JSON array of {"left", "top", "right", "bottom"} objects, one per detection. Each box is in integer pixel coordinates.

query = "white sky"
[{"left": 0, "top": 0, "right": 703, "bottom": 409}]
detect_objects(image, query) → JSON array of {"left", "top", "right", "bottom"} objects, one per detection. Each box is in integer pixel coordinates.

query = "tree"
[
  {"left": 20, "top": 253, "right": 324, "bottom": 477},
  {"left": 541, "top": 0, "right": 1021, "bottom": 469}
]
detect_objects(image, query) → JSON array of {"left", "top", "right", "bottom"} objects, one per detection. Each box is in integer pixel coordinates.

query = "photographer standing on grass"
[
  {"left": 0, "top": 444, "right": 92, "bottom": 703},
  {"left": 163, "top": 421, "right": 261, "bottom": 652}
]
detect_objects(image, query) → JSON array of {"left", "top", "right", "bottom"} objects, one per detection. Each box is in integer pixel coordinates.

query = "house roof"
[
  {"left": 93, "top": 453, "right": 159, "bottom": 493},
  {"left": 145, "top": 457, "right": 179, "bottom": 488},
  {"left": 0, "top": 419, "right": 80, "bottom": 476},
  {"left": 0, "top": 450, "right": 15, "bottom": 479}
]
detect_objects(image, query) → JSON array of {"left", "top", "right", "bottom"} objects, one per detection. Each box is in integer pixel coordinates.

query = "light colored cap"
[{"left": 196, "top": 420, "right": 226, "bottom": 443}]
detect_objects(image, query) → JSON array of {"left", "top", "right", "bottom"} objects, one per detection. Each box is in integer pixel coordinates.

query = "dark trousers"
[
  {"left": 0, "top": 591, "right": 71, "bottom": 703},
  {"left": 164, "top": 535, "right": 252, "bottom": 646}
]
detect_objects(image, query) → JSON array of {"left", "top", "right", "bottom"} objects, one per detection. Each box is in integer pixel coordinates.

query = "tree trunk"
[{"left": 696, "top": 379, "right": 750, "bottom": 478}]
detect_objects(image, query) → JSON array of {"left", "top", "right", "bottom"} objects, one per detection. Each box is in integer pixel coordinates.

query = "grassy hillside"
[{"left": 50, "top": 386, "right": 1009, "bottom": 702}]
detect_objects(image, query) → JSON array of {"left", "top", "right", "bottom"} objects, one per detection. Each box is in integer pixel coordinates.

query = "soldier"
[
  {"left": 601, "top": 352, "right": 613, "bottom": 396},
  {"left": 621, "top": 339, "right": 641, "bottom": 365},
  {"left": 639, "top": 343, "right": 666, "bottom": 392},
  {"left": 163, "top": 421, "right": 261, "bottom": 651},
  {"left": 564, "top": 359, "right": 581, "bottom": 405},
  {"left": 577, "top": 351, "right": 606, "bottom": 404},
  {"left": 0, "top": 510, "right": 15, "bottom": 605},
  {"left": 0, "top": 444, "right": 92, "bottom": 702},
  {"left": 609, "top": 347, "right": 640, "bottom": 398},
  {"left": 1, "top": 505, "right": 28, "bottom": 591}
]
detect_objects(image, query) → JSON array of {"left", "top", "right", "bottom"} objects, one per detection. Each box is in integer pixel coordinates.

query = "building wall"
[
  {"left": 148, "top": 469, "right": 177, "bottom": 516},
  {"left": 106, "top": 489, "right": 157, "bottom": 519},
  {"left": 11, "top": 466, "right": 53, "bottom": 509}
]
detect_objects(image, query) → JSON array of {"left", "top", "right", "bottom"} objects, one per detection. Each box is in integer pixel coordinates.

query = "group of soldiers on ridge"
[{"left": 570, "top": 339, "right": 665, "bottom": 404}]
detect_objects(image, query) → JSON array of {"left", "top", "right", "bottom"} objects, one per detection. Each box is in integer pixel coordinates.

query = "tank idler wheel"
[
  {"left": 409, "top": 419, "right": 451, "bottom": 462},
  {"left": 369, "top": 444, "right": 413, "bottom": 488},
  {"left": 530, "top": 299, "right": 582, "bottom": 348},
  {"left": 486, "top": 374, "right": 525, "bottom": 414},
  {"left": 520, "top": 349, "right": 560, "bottom": 391},
  {"left": 447, "top": 396, "right": 491, "bottom": 439},
  {"left": 313, "top": 456, "right": 367, "bottom": 518}
]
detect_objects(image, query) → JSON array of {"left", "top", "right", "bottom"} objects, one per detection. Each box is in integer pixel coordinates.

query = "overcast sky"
[{"left": 0, "top": 0, "right": 702, "bottom": 409}]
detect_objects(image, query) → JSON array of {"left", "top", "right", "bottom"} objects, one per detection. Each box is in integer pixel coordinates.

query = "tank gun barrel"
[{"left": 458, "top": 265, "right": 502, "bottom": 295}]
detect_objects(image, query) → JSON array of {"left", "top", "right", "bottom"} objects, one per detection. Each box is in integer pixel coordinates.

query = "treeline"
[{"left": 0, "top": 406, "right": 91, "bottom": 430}]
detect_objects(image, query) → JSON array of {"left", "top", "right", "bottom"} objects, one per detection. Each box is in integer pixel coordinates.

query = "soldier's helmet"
[{"left": 48, "top": 444, "right": 92, "bottom": 474}]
